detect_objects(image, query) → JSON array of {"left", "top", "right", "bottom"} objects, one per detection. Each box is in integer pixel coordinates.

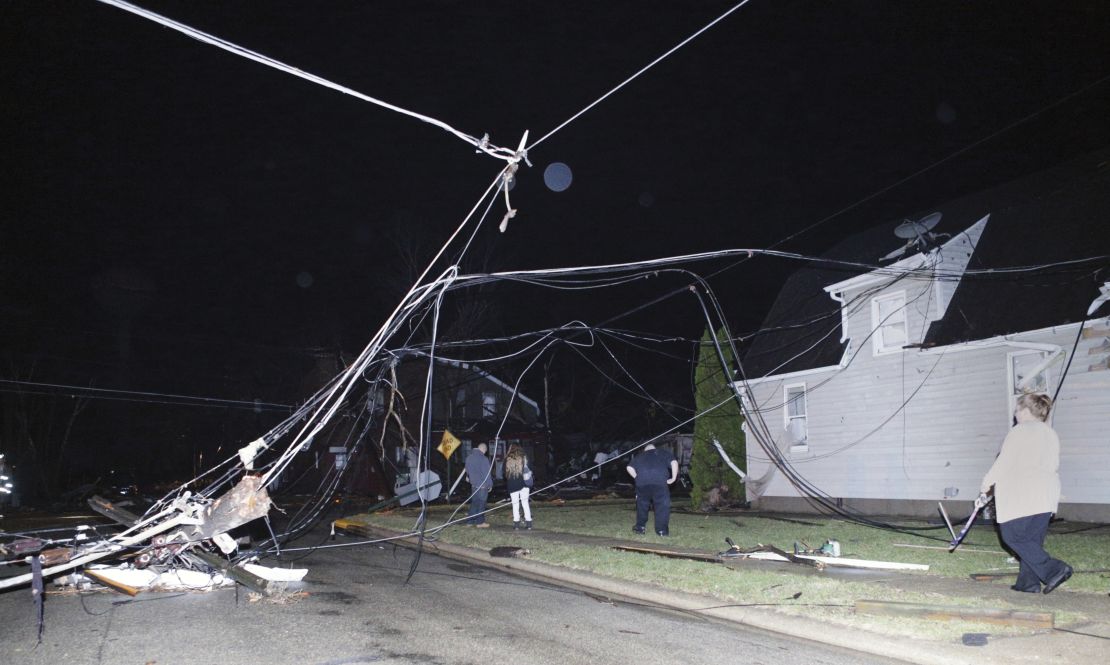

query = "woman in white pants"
[{"left": 504, "top": 444, "right": 533, "bottom": 530}]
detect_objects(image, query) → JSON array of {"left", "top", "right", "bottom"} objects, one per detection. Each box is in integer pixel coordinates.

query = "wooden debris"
[
  {"left": 737, "top": 544, "right": 826, "bottom": 569},
  {"left": 970, "top": 572, "right": 1016, "bottom": 582},
  {"left": 84, "top": 569, "right": 141, "bottom": 597},
  {"left": 612, "top": 543, "right": 827, "bottom": 569},
  {"left": 195, "top": 475, "right": 272, "bottom": 540},
  {"left": 611, "top": 545, "right": 722, "bottom": 564},
  {"left": 187, "top": 551, "right": 274, "bottom": 597},
  {"left": 241, "top": 563, "right": 308, "bottom": 582},
  {"left": 89, "top": 494, "right": 142, "bottom": 526},
  {"left": 855, "top": 599, "right": 1054, "bottom": 629},
  {"left": 789, "top": 554, "right": 926, "bottom": 571}
]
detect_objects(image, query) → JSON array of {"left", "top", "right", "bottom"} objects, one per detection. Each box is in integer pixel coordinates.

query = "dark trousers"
[
  {"left": 999, "top": 512, "right": 1068, "bottom": 590},
  {"left": 467, "top": 486, "right": 489, "bottom": 524},
  {"left": 635, "top": 484, "right": 671, "bottom": 534}
]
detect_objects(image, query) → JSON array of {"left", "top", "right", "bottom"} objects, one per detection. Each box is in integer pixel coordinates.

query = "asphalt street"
[{"left": 0, "top": 533, "right": 903, "bottom": 665}]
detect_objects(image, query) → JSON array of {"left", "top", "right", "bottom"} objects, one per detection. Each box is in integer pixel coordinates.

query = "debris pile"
[{"left": 0, "top": 475, "right": 299, "bottom": 602}]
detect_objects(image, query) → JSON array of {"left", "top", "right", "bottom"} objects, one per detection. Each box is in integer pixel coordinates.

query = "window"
[
  {"left": 784, "top": 383, "right": 808, "bottom": 452},
  {"left": 482, "top": 391, "right": 497, "bottom": 418},
  {"left": 871, "top": 291, "right": 908, "bottom": 354},
  {"left": 1008, "top": 350, "right": 1052, "bottom": 422},
  {"left": 455, "top": 388, "right": 467, "bottom": 419}
]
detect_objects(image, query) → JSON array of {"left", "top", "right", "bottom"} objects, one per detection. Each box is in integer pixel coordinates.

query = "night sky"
[{"left": 4, "top": 1, "right": 1110, "bottom": 489}]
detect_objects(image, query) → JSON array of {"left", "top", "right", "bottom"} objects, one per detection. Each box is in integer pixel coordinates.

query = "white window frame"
[
  {"left": 783, "top": 382, "right": 808, "bottom": 454},
  {"left": 481, "top": 391, "right": 497, "bottom": 418},
  {"left": 870, "top": 290, "right": 909, "bottom": 355},
  {"left": 1006, "top": 350, "right": 1052, "bottom": 425}
]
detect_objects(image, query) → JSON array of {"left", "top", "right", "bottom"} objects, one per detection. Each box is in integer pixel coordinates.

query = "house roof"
[
  {"left": 434, "top": 357, "right": 541, "bottom": 412},
  {"left": 742, "top": 149, "right": 1110, "bottom": 379}
]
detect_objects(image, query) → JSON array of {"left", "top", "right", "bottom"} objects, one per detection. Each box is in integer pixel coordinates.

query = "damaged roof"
[{"left": 742, "top": 149, "right": 1110, "bottom": 379}]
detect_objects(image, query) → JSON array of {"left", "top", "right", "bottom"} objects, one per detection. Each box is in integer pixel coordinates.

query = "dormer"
[{"left": 823, "top": 215, "right": 989, "bottom": 356}]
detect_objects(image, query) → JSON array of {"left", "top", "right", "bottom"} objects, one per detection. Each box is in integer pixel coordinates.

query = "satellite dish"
[
  {"left": 894, "top": 212, "right": 942, "bottom": 239},
  {"left": 881, "top": 212, "right": 944, "bottom": 261}
]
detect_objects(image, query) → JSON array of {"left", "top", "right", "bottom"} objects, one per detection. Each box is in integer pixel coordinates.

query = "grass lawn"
[{"left": 351, "top": 497, "right": 1109, "bottom": 642}]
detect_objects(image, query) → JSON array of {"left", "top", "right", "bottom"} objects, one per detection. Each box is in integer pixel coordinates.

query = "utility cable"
[
  {"left": 93, "top": 0, "right": 527, "bottom": 164},
  {"left": 528, "top": 0, "right": 753, "bottom": 151},
  {"left": 0, "top": 378, "right": 293, "bottom": 411}
]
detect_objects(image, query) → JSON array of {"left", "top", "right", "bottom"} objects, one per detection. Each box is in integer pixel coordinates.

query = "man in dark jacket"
[
  {"left": 464, "top": 443, "right": 494, "bottom": 527},
  {"left": 626, "top": 444, "right": 678, "bottom": 536}
]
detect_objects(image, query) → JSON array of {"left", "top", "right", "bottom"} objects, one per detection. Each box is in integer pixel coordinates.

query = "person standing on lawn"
[
  {"left": 504, "top": 444, "right": 534, "bottom": 530},
  {"left": 980, "top": 393, "right": 1072, "bottom": 593},
  {"left": 464, "top": 443, "right": 493, "bottom": 528},
  {"left": 626, "top": 443, "right": 678, "bottom": 536}
]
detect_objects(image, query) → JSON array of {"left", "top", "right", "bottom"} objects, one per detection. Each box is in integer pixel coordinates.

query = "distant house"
[
  {"left": 387, "top": 357, "right": 547, "bottom": 492},
  {"left": 738, "top": 151, "right": 1110, "bottom": 521}
]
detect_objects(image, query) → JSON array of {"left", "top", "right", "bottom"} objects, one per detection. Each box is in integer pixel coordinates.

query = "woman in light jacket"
[
  {"left": 980, "top": 393, "right": 1072, "bottom": 593},
  {"left": 504, "top": 444, "right": 533, "bottom": 530}
]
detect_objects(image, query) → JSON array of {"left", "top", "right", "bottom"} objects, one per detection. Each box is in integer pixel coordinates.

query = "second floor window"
[
  {"left": 482, "top": 391, "right": 497, "bottom": 418},
  {"left": 871, "top": 291, "right": 908, "bottom": 355}
]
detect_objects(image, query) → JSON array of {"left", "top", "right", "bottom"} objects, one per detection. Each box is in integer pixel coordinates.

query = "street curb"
[{"left": 335, "top": 521, "right": 1024, "bottom": 665}]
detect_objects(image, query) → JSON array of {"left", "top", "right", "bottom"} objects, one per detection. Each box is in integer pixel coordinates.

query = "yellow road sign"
[{"left": 437, "top": 430, "right": 461, "bottom": 459}]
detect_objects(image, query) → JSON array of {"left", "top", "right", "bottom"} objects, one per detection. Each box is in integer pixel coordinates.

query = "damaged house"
[
  {"left": 383, "top": 357, "right": 547, "bottom": 494},
  {"left": 739, "top": 151, "right": 1110, "bottom": 521}
]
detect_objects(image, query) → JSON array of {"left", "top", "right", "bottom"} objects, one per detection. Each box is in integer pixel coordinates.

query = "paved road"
[{"left": 0, "top": 536, "right": 903, "bottom": 665}]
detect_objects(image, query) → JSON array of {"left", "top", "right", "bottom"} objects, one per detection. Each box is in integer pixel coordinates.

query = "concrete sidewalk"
[{"left": 335, "top": 517, "right": 1110, "bottom": 665}]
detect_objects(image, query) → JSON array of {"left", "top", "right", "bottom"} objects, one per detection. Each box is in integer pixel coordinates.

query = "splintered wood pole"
[{"left": 854, "top": 600, "right": 1054, "bottom": 629}]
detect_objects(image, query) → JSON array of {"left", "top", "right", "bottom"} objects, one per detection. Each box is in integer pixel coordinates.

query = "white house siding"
[{"left": 742, "top": 313, "right": 1110, "bottom": 520}]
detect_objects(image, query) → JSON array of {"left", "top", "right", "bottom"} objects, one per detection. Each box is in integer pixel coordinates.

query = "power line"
[
  {"left": 0, "top": 378, "right": 294, "bottom": 412},
  {"left": 93, "top": 0, "right": 527, "bottom": 164},
  {"left": 528, "top": 0, "right": 754, "bottom": 151}
]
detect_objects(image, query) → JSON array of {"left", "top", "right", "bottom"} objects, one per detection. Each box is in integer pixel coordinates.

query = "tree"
[
  {"left": 1, "top": 363, "right": 90, "bottom": 502},
  {"left": 690, "top": 326, "right": 745, "bottom": 509}
]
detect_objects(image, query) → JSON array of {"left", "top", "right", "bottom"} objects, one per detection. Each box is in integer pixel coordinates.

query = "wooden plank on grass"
[
  {"left": 855, "top": 600, "right": 1054, "bottom": 629},
  {"left": 744, "top": 551, "right": 928, "bottom": 571}
]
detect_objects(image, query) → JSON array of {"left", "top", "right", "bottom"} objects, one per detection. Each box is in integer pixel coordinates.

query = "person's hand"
[{"left": 974, "top": 492, "right": 990, "bottom": 508}]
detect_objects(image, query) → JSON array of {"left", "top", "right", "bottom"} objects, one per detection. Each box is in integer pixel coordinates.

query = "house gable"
[
  {"left": 822, "top": 216, "right": 989, "bottom": 357},
  {"left": 744, "top": 149, "right": 1109, "bottom": 379}
]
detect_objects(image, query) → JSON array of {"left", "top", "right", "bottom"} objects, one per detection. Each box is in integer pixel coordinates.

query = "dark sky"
[{"left": 3, "top": 1, "right": 1110, "bottom": 476}]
